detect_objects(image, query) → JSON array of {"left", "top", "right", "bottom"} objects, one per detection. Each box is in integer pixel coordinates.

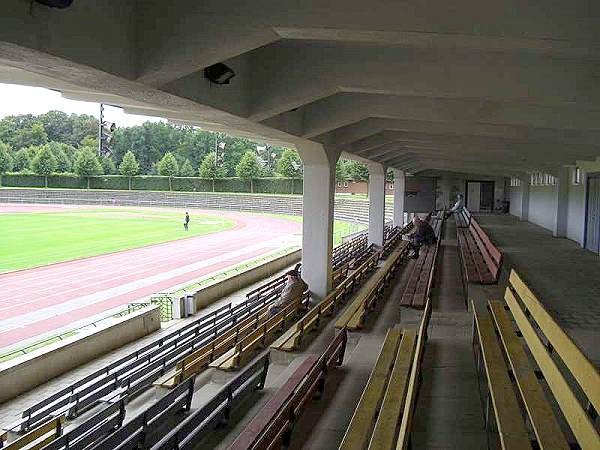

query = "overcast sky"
[{"left": 0, "top": 83, "right": 165, "bottom": 127}]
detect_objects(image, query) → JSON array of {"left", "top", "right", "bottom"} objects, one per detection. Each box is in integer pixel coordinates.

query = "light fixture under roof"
[{"left": 204, "top": 63, "right": 236, "bottom": 85}]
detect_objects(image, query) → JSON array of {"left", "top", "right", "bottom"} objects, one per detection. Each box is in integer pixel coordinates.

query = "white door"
[{"left": 467, "top": 182, "right": 481, "bottom": 212}]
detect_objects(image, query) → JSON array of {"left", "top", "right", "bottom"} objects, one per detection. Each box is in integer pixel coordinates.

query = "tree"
[
  {"left": 13, "top": 148, "right": 32, "bottom": 172},
  {"left": 179, "top": 159, "right": 196, "bottom": 177},
  {"left": 73, "top": 147, "right": 103, "bottom": 188},
  {"left": 45, "top": 142, "right": 72, "bottom": 173},
  {"left": 157, "top": 152, "right": 179, "bottom": 190},
  {"left": 199, "top": 153, "right": 225, "bottom": 178},
  {"left": 80, "top": 136, "right": 98, "bottom": 149},
  {"left": 13, "top": 122, "right": 48, "bottom": 149},
  {"left": 276, "top": 149, "right": 302, "bottom": 177},
  {"left": 199, "top": 153, "right": 226, "bottom": 191},
  {"left": 118, "top": 151, "right": 139, "bottom": 190},
  {"left": 336, "top": 159, "right": 349, "bottom": 181},
  {"left": 31, "top": 146, "right": 58, "bottom": 187},
  {"left": 345, "top": 160, "right": 370, "bottom": 181},
  {"left": 101, "top": 156, "right": 116, "bottom": 175},
  {"left": 0, "top": 141, "right": 12, "bottom": 186},
  {"left": 236, "top": 151, "right": 262, "bottom": 193}
]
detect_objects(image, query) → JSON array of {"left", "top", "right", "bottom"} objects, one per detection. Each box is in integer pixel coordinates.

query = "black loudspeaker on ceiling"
[{"left": 34, "top": 0, "right": 74, "bottom": 9}]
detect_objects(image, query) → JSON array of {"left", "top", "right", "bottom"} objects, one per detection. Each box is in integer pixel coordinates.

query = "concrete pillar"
[
  {"left": 553, "top": 166, "right": 569, "bottom": 237},
  {"left": 296, "top": 141, "right": 339, "bottom": 299},
  {"left": 368, "top": 163, "right": 386, "bottom": 247},
  {"left": 393, "top": 169, "right": 406, "bottom": 227},
  {"left": 519, "top": 174, "right": 530, "bottom": 221}
]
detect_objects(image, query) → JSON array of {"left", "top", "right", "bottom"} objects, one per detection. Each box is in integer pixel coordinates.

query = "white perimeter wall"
[
  {"left": 529, "top": 185, "right": 556, "bottom": 231},
  {"left": 509, "top": 162, "right": 600, "bottom": 247},
  {"left": 508, "top": 186, "right": 522, "bottom": 218}
]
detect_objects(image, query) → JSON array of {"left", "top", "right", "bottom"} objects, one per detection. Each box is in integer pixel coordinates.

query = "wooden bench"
[
  {"left": 471, "top": 270, "right": 600, "bottom": 450},
  {"left": 455, "top": 207, "right": 472, "bottom": 228},
  {"left": 332, "top": 263, "right": 349, "bottom": 288},
  {"left": 400, "top": 215, "right": 443, "bottom": 309},
  {"left": 335, "top": 243, "right": 408, "bottom": 330},
  {"left": 39, "top": 400, "right": 125, "bottom": 450},
  {"left": 209, "top": 293, "right": 309, "bottom": 371},
  {"left": 89, "top": 376, "right": 195, "bottom": 450},
  {"left": 148, "top": 354, "right": 269, "bottom": 450},
  {"left": 228, "top": 330, "right": 347, "bottom": 450},
  {"left": 457, "top": 216, "right": 501, "bottom": 284},
  {"left": 5, "top": 298, "right": 273, "bottom": 435},
  {"left": 339, "top": 300, "right": 431, "bottom": 450},
  {"left": 3, "top": 416, "right": 65, "bottom": 450}
]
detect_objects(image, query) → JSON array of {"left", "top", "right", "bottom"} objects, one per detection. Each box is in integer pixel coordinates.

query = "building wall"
[
  {"left": 508, "top": 185, "right": 522, "bottom": 218},
  {"left": 528, "top": 185, "right": 556, "bottom": 231},
  {"left": 567, "top": 180, "right": 586, "bottom": 245}
]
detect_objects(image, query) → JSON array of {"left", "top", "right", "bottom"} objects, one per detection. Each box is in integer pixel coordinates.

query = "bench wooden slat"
[
  {"left": 339, "top": 328, "right": 402, "bottom": 450},
  {"left": 396, "top": 300, "right": 431, "bottom": 450},
  {"left": 472, "top": 301, "right": 533, "bottom": 450},
  {"left": 509, "top": 270, "right": 600, "bottom": 415},
  {"left": 370, "top": 330, "right": 417, "bottom": 450},
  {"left": 4, "top": 416, "right": 65, "bottom": 450},
  {"left": 488, "top": 300, "right": 570, "bottom": 450},
  {"left": 505, "top": 289, "right": 600, "bottom": 449}
]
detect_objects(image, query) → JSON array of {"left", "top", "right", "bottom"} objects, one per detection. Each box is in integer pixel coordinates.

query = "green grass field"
[
  {"left": 0, "top": 207, "right": 366, "bottom": 273},
  {"left": 0, "top": 208, "right": 237, "bottom": 272}
]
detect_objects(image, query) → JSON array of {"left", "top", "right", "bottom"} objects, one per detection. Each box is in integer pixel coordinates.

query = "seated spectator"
[
  {"left": 407, "top": 216, "right": 437, "bottom": 259},
  {"left": 445, "top": 194, "right": 464, "bottom": 219},
  {"left": 268, "top": 265, "right": 307, "bottom": 317}
]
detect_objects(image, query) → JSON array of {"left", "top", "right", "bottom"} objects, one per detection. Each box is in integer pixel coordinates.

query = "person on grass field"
[
  {"left": 407, "top": 216, "right": 437, "bottom": 259},
  {"left": 268, "top": 264, "right": 307, "bottom": 317},
  {"left": 184, "top": 212, "right": 190, "bottom": 231}
]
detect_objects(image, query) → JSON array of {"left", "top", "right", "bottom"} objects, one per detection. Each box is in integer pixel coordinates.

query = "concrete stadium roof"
[{"left": 1, "top": 0, "right": 599, "bottom": 174}]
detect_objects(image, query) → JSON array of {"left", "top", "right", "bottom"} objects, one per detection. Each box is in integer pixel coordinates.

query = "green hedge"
[
  {"left": 89, "top": 175, "right": 130, "bottom": 190},
  {"left": 48, "top": 174, "right": 87, "bottom": 189},
  {"left": 0, "top": 173, "right": 304, "bottom": 194},
  {"left": 3, "top": 173, "right": 45, "bottom": 188}
]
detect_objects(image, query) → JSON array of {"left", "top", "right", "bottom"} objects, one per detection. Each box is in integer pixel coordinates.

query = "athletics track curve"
[{"left": 0, "top": 205, "right": 301, "bottom": 349}]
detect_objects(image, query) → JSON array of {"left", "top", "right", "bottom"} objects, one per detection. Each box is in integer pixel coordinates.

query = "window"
[
  {"left": 573, "top": 167, "right": 582, "bottom": 185},
  {"left": 510, "top": 177, "right": 521, "bottom": 187}
]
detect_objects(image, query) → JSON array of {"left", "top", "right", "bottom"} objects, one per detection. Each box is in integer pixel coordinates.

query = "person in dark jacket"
[
  {"left": 184, "top": 212, "right": 190, "bottom": 231},
  {"left": 407, "top": 216, "right": 437, "bottom": 259}
]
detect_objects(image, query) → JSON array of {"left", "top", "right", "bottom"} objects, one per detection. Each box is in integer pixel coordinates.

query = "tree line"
[{"left": 0, "top": 111, "right": 377, "bottom": 186}]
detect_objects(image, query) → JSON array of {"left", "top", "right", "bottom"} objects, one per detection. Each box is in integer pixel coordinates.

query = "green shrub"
[
  {"left": 48, "top": 174, "right": 87, "bottom": 189},
  {"left": 214, "top": 178, "right": 251, "bottom": 193},
  {"left": 131, "top": 176, "right": 171, "bottom": 191},
  {"left": 3, "top": 173, "right": 45, "bottom": 187},
  {"left": 172, "top": 177, "right": 214, "bottom": 192},
  {"left": 89, "top": 175, "right": 130, "bottom": 190}
]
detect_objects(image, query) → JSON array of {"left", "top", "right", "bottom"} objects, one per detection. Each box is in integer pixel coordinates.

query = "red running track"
[{"left": 0, "top": 207, "right": 301, "bottom": 349}]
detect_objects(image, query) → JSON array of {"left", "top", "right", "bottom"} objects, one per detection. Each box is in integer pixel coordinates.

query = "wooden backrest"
[
  {"left": 470, "top": 218, "right": 501, "bottom": 267},
  {"left": 4, "top": 416, "right": 65, "bottom": 450},
  {"left": 397, "top": 298, "right": 431, "bottom": 449},
  {"left": 506, "top": 270, "right": 600, "bottom": 448}
]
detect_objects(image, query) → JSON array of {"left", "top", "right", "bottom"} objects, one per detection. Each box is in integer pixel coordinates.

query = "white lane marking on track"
[{"left": 0, "top": 237, "right": 288, "bottom": 331}]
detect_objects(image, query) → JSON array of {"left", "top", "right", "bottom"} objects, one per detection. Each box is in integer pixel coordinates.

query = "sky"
[{"left": 0, "top": 83, "right": 165, "bottom": 127}]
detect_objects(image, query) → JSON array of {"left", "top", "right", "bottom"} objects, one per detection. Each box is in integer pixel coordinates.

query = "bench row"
[{"left": 472, "top": 270, "right": 599, "bottom": 450}]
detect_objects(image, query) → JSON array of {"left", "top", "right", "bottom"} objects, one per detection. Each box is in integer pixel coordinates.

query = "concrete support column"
[
  {"left": 519, "top": 175, "right": 530, "bottom": 221},
  {"left": 296, "top": 141, "right": 339, "bottom": 299},
  {"left": 393, "top": 169, "right": 406, "bottom": 227},
  {"left": 553, "top": 166, "right": 570, "bottom": 237},
  {"left": 368, "top": 163, "right": 386, "bottom": 247}
]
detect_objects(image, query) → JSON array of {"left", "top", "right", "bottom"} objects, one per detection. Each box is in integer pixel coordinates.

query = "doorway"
[
  {"left": 465, "top": 181, "right": 495, "bottom": 212},
  {"left": 585, "top": 173, "right": 600, "bottom": 254}
]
